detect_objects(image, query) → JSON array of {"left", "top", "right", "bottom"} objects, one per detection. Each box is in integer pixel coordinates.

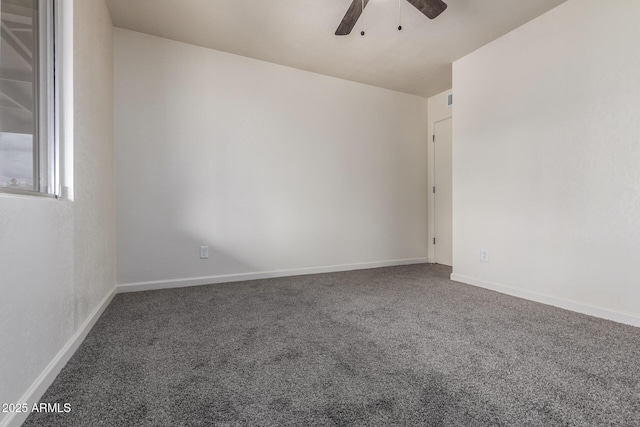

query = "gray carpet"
[{"left": 24, "top": 264, "right": 640, "bottom": 426}]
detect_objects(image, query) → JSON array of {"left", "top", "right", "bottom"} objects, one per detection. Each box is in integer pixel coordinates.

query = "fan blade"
[
  {"left": 405, "top": 0, "right": 447, "bottom": 19},
  {"left": 335, "top": 0, "right": 370, "bottom": 36}
]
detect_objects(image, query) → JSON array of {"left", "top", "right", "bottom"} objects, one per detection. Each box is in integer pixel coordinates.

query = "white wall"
[
  {"left": 115, "top": 29, "right": 429, "bottom": 289},
  {"left": 427, "top": 90, "right": 452, "bottom": 263},
  {"left": 0, "top": 1, "right": 115, "bottom": 425},
  {"left": 73, "top": 0, "right": 116, "bottom": 325},
  {"left": 452, "top": 0, "right": 640, "bottom": 326}
]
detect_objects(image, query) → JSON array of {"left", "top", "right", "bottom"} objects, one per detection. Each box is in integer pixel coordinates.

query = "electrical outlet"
[
  {"left": 200, "top": 246, "right": 209, "bottom": 259},
  {"left": 480, "top": 249, "right": 489, "bottom": 263}
]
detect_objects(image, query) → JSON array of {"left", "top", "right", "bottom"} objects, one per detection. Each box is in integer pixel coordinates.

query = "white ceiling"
[{"left": 105, "top": 0, "right": 566, "bottom": 98}]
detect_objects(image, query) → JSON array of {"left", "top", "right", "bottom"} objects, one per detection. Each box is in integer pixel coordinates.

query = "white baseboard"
[
  {"left": 117, "top": 258, "right": 429, "bottom": 293},
  {"left": 450, "top": 273, "right": 640, "bottom": 328},
  {"left": 0, "top": 288, "right": 116, "bottom": 427}
]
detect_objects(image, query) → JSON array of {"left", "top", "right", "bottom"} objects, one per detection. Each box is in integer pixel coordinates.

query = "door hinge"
[
  {"left": 432, "top": 135, "right": 435, "bottom": 142},
  {"left": 433, "top": 186, "right": 435, "bottom": 193},
  {"left": 433, "top": 238, "right": 436, "bottom": 245}
]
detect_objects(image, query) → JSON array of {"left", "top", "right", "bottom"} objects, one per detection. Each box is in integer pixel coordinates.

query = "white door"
[{"left": 434, "top": 118, "right": 452, "bottom": 266}]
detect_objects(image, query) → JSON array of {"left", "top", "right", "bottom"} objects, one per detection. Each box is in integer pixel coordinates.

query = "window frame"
[{"left": 0, "top": 0, "right": 58, "bottom": 198}]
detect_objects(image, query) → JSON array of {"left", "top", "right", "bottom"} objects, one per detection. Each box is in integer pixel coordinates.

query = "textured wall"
[
  {"left": 451, "top": 0, "right": 640, "bottom": 325},
  {"left": 114, "top": 29, "right": 429, "bottom": 286},
  {"left": 73, "top": 0, "right": 116, "bottom": 325}
]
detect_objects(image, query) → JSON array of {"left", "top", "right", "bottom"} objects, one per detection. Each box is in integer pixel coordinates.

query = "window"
[{"left": 0, "top": 0, "right": 57, "bottom": 196}]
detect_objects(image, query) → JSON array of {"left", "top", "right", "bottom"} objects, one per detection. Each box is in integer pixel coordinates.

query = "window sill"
[{"left": 0, "top": 187, "right": 58, "bottom": 199}]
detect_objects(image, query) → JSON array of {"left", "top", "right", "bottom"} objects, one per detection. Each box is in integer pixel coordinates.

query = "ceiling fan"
[{"left": 335, "top": 0, "right": 447, "bottom": 36}]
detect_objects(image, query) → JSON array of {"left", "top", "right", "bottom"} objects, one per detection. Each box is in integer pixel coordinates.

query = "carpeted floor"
[{"left": 25, "top": 264, "right": 640, "bottom": 426}]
